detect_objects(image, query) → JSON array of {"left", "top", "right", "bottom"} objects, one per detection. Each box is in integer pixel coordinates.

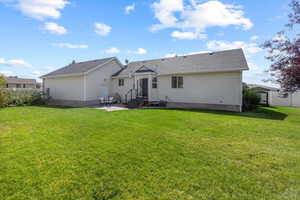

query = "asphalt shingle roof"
[
  {"left": 6, "top": 77, "right": 36, "bottom": 84},
  {"left": 42, "top": 57, "right": 116, "bottom": 78},
  {"left": 114, "top": 49, "right": 248, "bottom": 77}
]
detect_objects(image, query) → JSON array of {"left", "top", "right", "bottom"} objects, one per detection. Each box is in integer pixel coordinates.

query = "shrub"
[
  {"left": 0, "top": 89, "right": 45, "bottom": 108},
  {"left": 243, "top": 88, "right": 261, "bottom": 111},
  {"left": 0, "top": 89, "right": 10, "bottom": 108}
]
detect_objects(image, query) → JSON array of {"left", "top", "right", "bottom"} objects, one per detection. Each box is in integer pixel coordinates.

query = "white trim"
[
  {"left": 134, "top": 72, "right": 156, "bottom": 76},
  {"left": 41, "top": 73, "right": 84, "bottom": 79},
  {"left": 83, "top": 74, "right": 87, "bottom": 101},
  {"left": 239, "top": 70, "right": 243, "bottom": 112},
  {"left": 85, "top": 58, "right": 117, "bottom": 74},
  {"left": 113, "top": 68, "right": 248, "bottom": 79}
]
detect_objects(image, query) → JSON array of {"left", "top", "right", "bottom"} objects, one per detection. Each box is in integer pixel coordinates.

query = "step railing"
[{"left": 125, "top": 89, "right": 137, "bottom": 104}]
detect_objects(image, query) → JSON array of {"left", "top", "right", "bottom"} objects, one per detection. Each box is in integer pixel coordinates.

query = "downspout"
[
  {"left": 83, "top": 74, "right": 87, "bottom": 102},
  {"left": 240, "top": 71, "right": 243, "bottom": 112}
]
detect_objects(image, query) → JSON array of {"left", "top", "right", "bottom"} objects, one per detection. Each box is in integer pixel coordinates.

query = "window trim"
[
  {"left": 171, "top": 76, "right": 183, "bottom": 89},
  {"left": 118, "top": 79, "right": 124, "bottom": 87},
  {"left": 152, "top": 77, "right": 158, "bottom": 89}
]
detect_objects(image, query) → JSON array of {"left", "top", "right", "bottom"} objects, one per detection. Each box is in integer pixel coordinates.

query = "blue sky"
[{"left": 0, "top": 0, "right": 291, "bottom": 85}]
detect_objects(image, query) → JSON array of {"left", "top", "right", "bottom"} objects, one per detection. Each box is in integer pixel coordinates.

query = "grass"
[{"left": 0, "top": 106, "right": 300, "bottom": 200}]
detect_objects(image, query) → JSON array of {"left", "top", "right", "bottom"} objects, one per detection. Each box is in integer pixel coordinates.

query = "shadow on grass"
[
  {"left": 160, "top": 106, "right": 288, "bottom": 121},
  {"left": 37, "top": 104, "right": 76, "bottom": 109},
  {"left": 37, "top": 105, "right": 288, "bottom": 120}
]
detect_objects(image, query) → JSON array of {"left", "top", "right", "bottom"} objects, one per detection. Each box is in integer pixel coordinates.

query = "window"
[
  {"left": 16, "top": 84, "right": 21, "bottom": 88},
  {"left": 171, "top": 76, "right": 183, "bottom": 88},
  {"left": 23, "top": 84, "right": 26, "bottom": 88},
  {"left": 119, "top": 79, "right": 124, "bottom": 86},
  {"left": 6, "top": 84, "right": 8, "bottom": 88},
  {"left": 152, "top": 77, "right": 158, "bottom": 89}
]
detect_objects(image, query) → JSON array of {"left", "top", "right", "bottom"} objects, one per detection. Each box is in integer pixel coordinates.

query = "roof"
[
  {"left": 248, "top": 84, "right": 279, "bottom": 91},
  {"left": 6, "top": 77, "right": 36, "bottom": 84},
  {"left": 113, "top": 49, "right": 249, "bottom": 77},
  {"left": 41, "top": 57, "right": 119, "bottom": 78}
]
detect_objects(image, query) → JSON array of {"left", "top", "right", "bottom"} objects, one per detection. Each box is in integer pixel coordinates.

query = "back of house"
[{"left": 41, "top": 48, "right": 249, "bottom": 111}]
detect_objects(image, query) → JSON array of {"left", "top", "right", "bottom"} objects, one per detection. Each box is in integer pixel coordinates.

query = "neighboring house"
[
  {"left": 248, "top": 84, "right": 279, "bottom": 106},
  {"left": 41, "top": 49, "right": 249, "bottom": 111},
  {"left": 248, "top": 84, "right": 300, "bottom": 108},
  {"left": 269, "top": 91, "right": 300, "bottom": 108},
  {"left": 3, "top": 76, "right": 37, "bottom": 89}
]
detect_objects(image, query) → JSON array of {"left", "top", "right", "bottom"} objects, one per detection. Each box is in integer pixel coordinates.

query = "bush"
[
  {"left": 243, "top": 88, "right": 261, "bottom": 111},
  {"left": 0, "top": 89, "right": 10, "bottom": 108},
  {"left": 0, "top": 89, "right": 45, "bottom": 108}
]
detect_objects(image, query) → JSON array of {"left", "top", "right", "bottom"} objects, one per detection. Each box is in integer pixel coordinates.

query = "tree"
[
  {"left": 0, "top": 75, "right": 6, "bottom": 86},
  {"left": 263, "top": 0, "right": 300, "bottom": 92}
]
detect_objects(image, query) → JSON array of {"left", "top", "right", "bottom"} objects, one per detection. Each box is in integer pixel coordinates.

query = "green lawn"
[{"left": 1, "top": 106, "right": 300, "bottom": 200}]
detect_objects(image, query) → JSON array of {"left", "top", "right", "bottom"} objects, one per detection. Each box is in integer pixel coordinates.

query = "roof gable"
[{"left": 42, "top": 57, "right": 122, "bottom": 78}]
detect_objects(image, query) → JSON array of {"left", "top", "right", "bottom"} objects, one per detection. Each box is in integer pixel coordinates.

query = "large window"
[
  {"left": 171, "top": 76, "right": 183, "bottom": 88},
  {"left": 152, "top": 77, "right": 158, "bottom": 89},
  {"left": 118, "top": 79, "right": 124, "bottom": 86}
]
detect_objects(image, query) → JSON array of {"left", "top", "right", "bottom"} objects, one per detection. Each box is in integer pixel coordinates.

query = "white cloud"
[
  {"left": 150, "top": 0, "right": 253, "bottom": 40},
  {"left": 5, "top": 0, "right": 69, "bottom": 20},
  {"left": 43, "top": 66, "right": 56, "bottom": 71},
  {"left": 104, "top": 47, "right": 120, "bottom": 54},
  {"left": 0, "top": 58, "right": 32, "bottom": 68},
  {"left": 272, "top": 34, "right": 287, "bottom": 42},
  {"left": 31, "top": 70, "right": 42, "bottom": 76},
  {"left": 165, "top": 51, "right": 210, "bottom": 58},
  {"left": 0, "top": 70, "right": 14, "bottom": 76},
  {"left": 250, "top": 35, "right": 259, "bottom": 41},
  {"left": 151, "top": 0, "right": 183, "bottom": 29},
  {"left": 44, "top": 22, "right": 67, "bottom": 35},
  {"left": 94, "top": 22, "right": 112, "bottom": 36},
  {"left": 171, "top": 31, "right": 206, "bottom": 40},
  {"left": 248, "top": 62, "right": 259, "bottom": 70},
  {"left": 129, "top": 48, "right": 147, "bottom": 55},
  {"left": 165, "top": 53, "right": 177, "bottom": 58},
  {"left": 206, "top": 40, "right": 262, "bottom": 57},
  {"left": 52, "top": 43, "right": 88, "bottom": 49},
  {"left": 125, "top": 3, "right": 135, "bottom": 14}
]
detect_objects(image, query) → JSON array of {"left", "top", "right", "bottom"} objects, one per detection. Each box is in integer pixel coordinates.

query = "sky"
[{"left": 0, "top": 0, "right": 292, "bottom": 85}]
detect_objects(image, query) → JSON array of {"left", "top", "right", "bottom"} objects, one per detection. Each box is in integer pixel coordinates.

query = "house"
[
  {"left": 41, "top": 57, "right": 123, "bottom": 106},
  {"left": 3, "top": 76, "right": 37, "bottom": 89},
  {"left": 269, "top": 91, "right": 300, "bottom": 108},
  {"left": 247, "top": 84, "right": 279, "bottom": 106},
  {"left": 248, "top": 84, "right": 300, "bottom": 108},
  {"left": 41, "top": 49, "right": 249, "bottom": 111}
]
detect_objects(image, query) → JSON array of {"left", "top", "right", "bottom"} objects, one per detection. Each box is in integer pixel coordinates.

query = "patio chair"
[
  {"left": 107, "top": 96, "right": 114, "bottom": 105},
  {"left": 99, "top": 97, "right": 105, "bottom": 105}
]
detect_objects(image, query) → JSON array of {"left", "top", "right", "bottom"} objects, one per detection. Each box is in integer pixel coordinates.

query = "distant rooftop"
[
  {"left": 5, "top": 76, "right": 36, "bottom": 84},
  {"left": 248, "top": 84, "right": 279, "bottom": 91}
]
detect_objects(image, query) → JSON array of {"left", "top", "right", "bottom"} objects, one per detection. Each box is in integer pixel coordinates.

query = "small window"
[
  {"left": 152, "top": 77, "right": 158, "bottom": 89},
  {"left": 23, "top": 84, "right": 26, "bottom": 88},
  {"left": 119, "top": 79, "right": 124, "bottom": 86},
  {"left": 6, "top": 84, "right": 8, "bottom": 88},
  {"left": 171, "top": 76, "right": 183, "bottom": 88}
]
